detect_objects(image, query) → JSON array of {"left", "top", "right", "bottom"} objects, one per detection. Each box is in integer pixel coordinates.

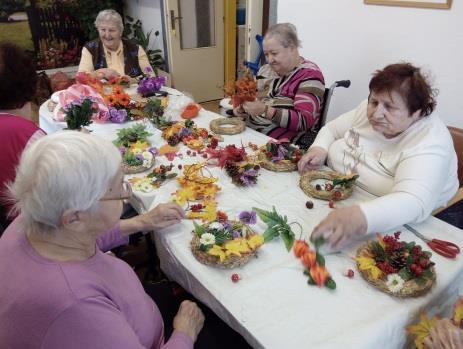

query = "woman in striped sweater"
[{"left": 234, "top": 23, "right": 325, "bottom": 149}]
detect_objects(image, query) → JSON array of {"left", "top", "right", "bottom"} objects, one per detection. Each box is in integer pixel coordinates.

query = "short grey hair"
[
  {"left": 95, "top": 9, "right": 124, "bottom": 33},
  {"left": 9, "top": 131, "right": 121, "bottom": 234},
  {"left": 265, "top": 23, "right": 301, "bottom": 48}
]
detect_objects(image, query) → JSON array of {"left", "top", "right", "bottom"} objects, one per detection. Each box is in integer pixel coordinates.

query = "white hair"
[
  {"left": 8, "top": 131, "right": 121, "bottom": 234},
  {"left": 95, "top": 9, "right": 124, "bottom": 33},
  {"left": 265, "top": 23, "right": 301, "bottom": 48}
]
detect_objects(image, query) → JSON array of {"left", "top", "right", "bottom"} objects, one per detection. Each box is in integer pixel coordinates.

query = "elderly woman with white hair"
[
  {"left": 0, "top": 132, "right": 205, "bottom": 349},
  {"left": 78, "top": 9, "right": 154, "bottom": 78}
]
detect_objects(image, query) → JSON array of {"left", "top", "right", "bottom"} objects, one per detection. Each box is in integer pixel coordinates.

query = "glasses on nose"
[{"left": 100, "top": 181, "right": 133, "bottom": 202}]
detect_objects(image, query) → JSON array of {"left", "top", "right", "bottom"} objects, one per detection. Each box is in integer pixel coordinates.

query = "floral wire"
[{"left": 289, "top": 221, "right": 304, "bottom": 240}]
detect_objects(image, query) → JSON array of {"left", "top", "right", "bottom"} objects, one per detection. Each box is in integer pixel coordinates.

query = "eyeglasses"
[{"left": 100, "top": 181, "right": 133, "bottom": 202}]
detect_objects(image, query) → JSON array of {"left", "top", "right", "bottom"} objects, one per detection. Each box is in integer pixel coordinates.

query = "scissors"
[{"left": 404, "top": 224, "right": 461, "bottom": 259}]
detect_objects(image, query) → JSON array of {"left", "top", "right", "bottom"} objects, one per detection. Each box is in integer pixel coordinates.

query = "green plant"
[
  {"left": 123, "top": 15, "right": 165, "bottom": 71},
  {"left": 63, "top": 97, "right": 95, "bottom": 130},
  {"left": 113, "top": 124, "right": 152, "bottom": 147}
]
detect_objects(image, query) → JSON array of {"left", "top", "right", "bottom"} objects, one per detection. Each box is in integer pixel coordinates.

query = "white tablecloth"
[{"left": 39, "top": 100, "right": 463, "bottom": 349}]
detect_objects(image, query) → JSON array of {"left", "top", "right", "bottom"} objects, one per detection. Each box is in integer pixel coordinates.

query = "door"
[
  {"left": 245, "top": 0, "right": 263, "bottom": 63},
  {"left": 165, "top": 0, "right": 224, "bottom": 102}
]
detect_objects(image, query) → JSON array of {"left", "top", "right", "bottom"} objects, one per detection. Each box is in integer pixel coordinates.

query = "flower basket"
[
  {"left": 122, "top": 156, "right": 155, "bottom": 174},
  {"left": 190, "top": 220, "right": 264, "bottom": 269},
  {"left": 299, "top": 170, "right": 358, "bottom": 201},
  {"left": 356, "top": 234, "right": 436, "bottom": 298}
]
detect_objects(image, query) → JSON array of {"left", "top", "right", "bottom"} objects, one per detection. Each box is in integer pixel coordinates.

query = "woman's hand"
[
  {"left": 243, "top": 100, "right": 266, "bottom": 117},
  {"left": 311, "top": 205, "right": 367, "bottom": 249},
  {"left": 423, "top": 319, "right": 463, "bottom": 349},
  {"left": 173, "top": 300, "right": 205, "bottom": 342},
  {"left": 95, "top": 68, "right": 120, "bottom": 80},
  {"left": 233, "top": 105, "right": 248, "bottom": 118},
  {"left": 139, "top": 203, "right": 185, "bottom": 231},
  {"left": 297, "top": 146, "right": 328, "bottom": 173}
]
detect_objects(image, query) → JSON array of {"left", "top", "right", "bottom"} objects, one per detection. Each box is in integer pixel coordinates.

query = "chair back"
[
  {"left": 448, "top": 126, "right": 463, "bottom": 187},
  {"left": 318, "top": 80, "right": 351, "bottom": 129}
]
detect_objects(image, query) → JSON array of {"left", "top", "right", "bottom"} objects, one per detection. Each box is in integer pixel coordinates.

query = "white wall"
[
  {"left": 278, "top": 1, "right": 463, "bottom": 128},
  {"left": 124, "top": 0, "right": 165, "bottom": 53}
]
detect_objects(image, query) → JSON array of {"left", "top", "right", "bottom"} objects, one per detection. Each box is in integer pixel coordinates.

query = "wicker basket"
[
  {"left": 299, "top": 170, "right": 354, "bottom": 200},
  {"left": 209, "top": 117, "right": 246, "bottom": 135},
  {"left": 258, "top": 151, "right": 297, "bottom": 172},
  {"left": 190, "top": 235, "right": 258, "bottom": 269},
  {"left": 122, "top": 157, "right": 155, "bottom": 174},
  {"left": 356, "top": 242, "right": 436, "bottom": 298}
]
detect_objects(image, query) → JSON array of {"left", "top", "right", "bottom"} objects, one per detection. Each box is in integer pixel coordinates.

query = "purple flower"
[
  {"left": 272, "top": 145, "right": 288, "bottom": 162},
  {"left": 135, "top": 154, "right": 144, "bottom": 161},
  {"left": 238, "top": 210, "right": 257, "bottom": 225},
  {"left": 148, "top": 147, "right": 159, "bottom": 156},
  {"left": 178, "top": 127, "right": 191, "bottom": 138},
  {"left": 222, "top": 221, "right": 232, "bottom": 231},
  {"left": 239, "top": 169, "right": 258, "bottom": 186},
  {"left": 232, "top": 230, "right": 242, "bottom": 239},
  {"left": 119, "top": 146, "right": 127, "bottom": 155},
  {"left": 144, "top": 67, "right": 153, "bottom": 73},
  {"left": 137, "top": 76, "right": 167, "bottom": 96},
  {"left": 109, "top": 107, "right": 127, "bottom": 123}
]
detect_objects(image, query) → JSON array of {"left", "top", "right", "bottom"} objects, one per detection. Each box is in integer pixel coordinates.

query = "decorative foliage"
[
  {"left": 205, "top": 144, "right": 247, "bottom": 168},
  {"left": 129, "top": 163, "right": 177, "bottom": 192},
  {"left": 224, "top": 70, "right": 258, "bottom": 108},
  {"left": 224, "top": 161, "right": 260, "bottom": 187},
  {"left": 407, "top": 313, "right": 439, "bottom": 349},
  {"left": 162, "top": 120, "right": 212, "bottom": 150},
  {"left": 252, "top": 206, "right": 295, "bottom": 251},
  {"left": 143, "top": 98, "right": 170, "bottom": 128},
  {"left": 63, "top": 96, "right": 96, "bottom": 130},
  {"left": 113, "top": 124, "right": 152, "bottom": 147},
  {"left": 263, "top": 141, "right": 304, "bottom": 163}
]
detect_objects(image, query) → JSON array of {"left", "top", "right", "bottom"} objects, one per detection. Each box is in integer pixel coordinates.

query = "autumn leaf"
[
  {"left": 355, "top": 256, "right": 383, "bottom": 280},
  {"left": 247, "top": 234, "right": 264, "bottom": 250},
  {"left": 407, "top": 313, "right": 439, "bottom": 349},
  {"left": 208, "top": 245, "right": 226, "bottom": 262},
  {"left": 453, "top": 298, "right": 463, "bottom": 328}
]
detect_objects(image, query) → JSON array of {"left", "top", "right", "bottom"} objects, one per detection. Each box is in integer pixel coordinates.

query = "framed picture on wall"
[{"left": 364, "top": 0, "right": 452, "bottom": 9}]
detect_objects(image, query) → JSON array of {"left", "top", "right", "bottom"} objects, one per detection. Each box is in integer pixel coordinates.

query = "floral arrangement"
[
  {"left": 204, "top": 144, "right": 247, "bottom": 168},
  {"left": 224, "top": 161, "right": 260, "bottom": 187},
  {"left": 75, "top": 72, "right": 104, "bottom": 94},
  {"left": 294, "top": 237, "right": 336, "bottom": 289},
  {"left": 106, "top": 75, "right": 131, "bottom": 86},
  {"left": 63, "top": 96, "right": 96, "bottom": 130},
  {"left": 407, "top": 300, "right": 463, "bottom": 349},
  {"left": 105, "top": 86, "right": 131, "bottom": 109},
  {"left": 192, "top": 211, "right": 264, "bottom": 263},
  {"left": 162, "top": 120, "right": 213, "bottom": 150},
  {"left": 262, "top": 140, "right": 304, "bottom": 163},
  {"left": 224, "top": 70, "right": 258, "bottom": 107},
  {"left": 356, "top": 232, "right": 435, "bottom": 296},
  {"left": 129, "top": 163, "right": 177, "bottom": 193},
  {"left": 172, "top": 163, "right": 221, "bottom": 222},
  {"left": 137, "top": 75, "right": 167, "bottom": 97},
  {"left": 113, "top": 124, "right": 152, "bottom": 147},
  {"left": 119, "top": 146, "right": 156, "bottom": 168},
  {"left": 144, "top": 98, "right": 170, "bottom": 129}
]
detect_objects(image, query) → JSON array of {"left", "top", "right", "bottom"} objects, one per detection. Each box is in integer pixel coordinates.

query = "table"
[{"left": 40, "top": 98, "right": 463, "bottom": 349}]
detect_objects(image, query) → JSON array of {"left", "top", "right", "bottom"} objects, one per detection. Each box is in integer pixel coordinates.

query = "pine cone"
[
  {"left": 390, "top": 251, "right": 407, "bottom": 269},
  {"left": 224, "top": 161, "right": 240, "bottom": 178}
]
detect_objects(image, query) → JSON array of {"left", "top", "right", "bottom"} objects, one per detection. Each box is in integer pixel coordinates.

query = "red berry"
[
  {"left": 410, "top": 263, "right": 417, "bottom": 271},
  {"left": 394, "top": 231, "right": 401, "bottom": 239},
  {"left": 178, "top": 164, "right": 183, "bottom": 170},
  {"left": 419, "top": 259, "right": 428, "bottom": 268},
  {"left": 186, "top": 150, "right": 191, "bottom": 155},
  {"left": 328, "top": 200, "right": 334, "bottom": 209},
  {"left": 415, "top": 266, "right": 423, "bottom": 276},
  {"left": 345, "top": 269, "right": 354, "bottom": 278},
  {"left": 202, "top": 153, "right": 208, "bottom": 158},
  {"left": 333, "top": 190, "right": 342, "bottom": 200},
  {"left": 192, "top": 152, "right": 197, "bottom": 156},
  {"left": 231, "top": 273, "right": 240, "bottom": 282},
  {"left": 315, "top": 184, "right": 322, "bottom": 191}
]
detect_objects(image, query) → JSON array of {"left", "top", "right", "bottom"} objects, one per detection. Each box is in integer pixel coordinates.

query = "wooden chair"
[{"left": 433, "top": 126, "right": 463, "bottom": 215}]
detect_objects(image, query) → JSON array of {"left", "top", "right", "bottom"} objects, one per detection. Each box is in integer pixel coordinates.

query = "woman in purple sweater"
[
  {"left": 0, "top": 132, "right": 203, "bottom": 349},
  {"left": 234, "top": 23, "right": 325, "bottom": 149}
]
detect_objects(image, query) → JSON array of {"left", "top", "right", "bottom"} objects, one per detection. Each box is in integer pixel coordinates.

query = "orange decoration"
[
  {"left": 301, "top": 251, "right": 317, "bottom": 269},
  {"left": 159, "top": 144, "right": 179, "bottom": 155},
  {"left": 224, "top": 70, "right": 257, "bottom": 108},
  {"left": 293, "top": 240, "right": 310, "bottom": 258},
  {"left": 181, "top": 103, "right": 201, "bottom": 119},
  {"left": 310, "top": 264, "right": 330, "bottom": 287}
]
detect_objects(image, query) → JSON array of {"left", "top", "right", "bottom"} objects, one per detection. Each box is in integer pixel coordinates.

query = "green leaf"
[
  {"left": 415, "top": 277, "right": 426, "bottom": 285},
  {"left": 325, "top": 278, "right": 336, "bottom": 290},
  {"left": 316, "top": 251, "right": 325, "bottom": 267},
  {"left": 193, "top": 221, "right": 206, "bottom": 237},
  {"left": 307, "top": 273, "right": 316, "bottom": 285},
  {"left": 398, "top": 267, "right": 413, "bottom": 281},
  {"left": 280, "top": 228, "right": 295, "bottom": 251},
  {"left": 422, "top": 269, "right": 433, "bottom": 279},
  {"left": 263, "top": 226, "right": 280, "bottom": 243},
  {"left": 199, "top": 244, "right": 212, "bottom": 252}
]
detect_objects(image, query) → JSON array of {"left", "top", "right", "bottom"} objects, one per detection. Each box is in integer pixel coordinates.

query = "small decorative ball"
[
  {"left": 328, "top": 200, "right": 335, "bottom": 208},
  {"left": 231, "top": 273, "right": 240, "bottom": 283},
  {"left": 345, "top": 269, "right": 354, "bottom": 278},
  {"left": 305, "top": 201, "right": 314, "bottom": 209}
]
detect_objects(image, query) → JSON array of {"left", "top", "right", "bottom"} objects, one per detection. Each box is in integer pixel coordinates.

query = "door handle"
[{"left": 170, "top": 10, "right": 183, "bottom": 30}]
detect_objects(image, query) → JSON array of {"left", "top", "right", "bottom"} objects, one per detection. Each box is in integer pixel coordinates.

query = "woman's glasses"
[{"left": 100, "top": 181, "right": 133, "bottom": 202}]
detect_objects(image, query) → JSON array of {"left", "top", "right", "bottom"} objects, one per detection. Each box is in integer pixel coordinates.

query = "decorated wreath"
[
  {"left": 299, "top": 170, "right": 358, "bottom": 201},
  {"left": 191, "top": 219, "right": 264, "bottom": 268},
  {"left": 258, "top": 141, "right": 304, "bottom": 172},
  {"left": 162, "top": 120, "right": 217, "bottom": 150},
  {"left": 356, "top": 232, "right": 436, "bottom": 298}
]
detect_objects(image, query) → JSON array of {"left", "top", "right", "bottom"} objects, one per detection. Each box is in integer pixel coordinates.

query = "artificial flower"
[
  {"left": 247, "top": 234, "right": 264, "bottom": 250},
  {"left": 217, "top": 211, "right": 228, "bottom": 222},
  {"left": 208, "top": 245, "right": 226, "bottom": 262},
  {"left": 310, "top": 264, "right": 330, "bottom": 287},
  {"left": 209, "top": 222, "right": 224, "bottom": 231},
  {"left": 301, "top": 251, "right": 317, "bottom": 269},
  {"left": 200, "top": 233, "right": 216, "bottom": 246},
  {"left": 238, "top": 210, "right": 257, "bottom": 225},
  {"left": 148, "top": 147, "right": 159, "bottom": 156},
  {"left": 109, "top": 107, "right": 127, "bottom": 123},
  {"left": 407, "top": 313, "right": 439, "bottom": 349},
  {"left": 355, "top": 256, "right": 384, "bottom": 280},
  {"left": 385, "top": 273, "right": 405, "bottom": 293}
]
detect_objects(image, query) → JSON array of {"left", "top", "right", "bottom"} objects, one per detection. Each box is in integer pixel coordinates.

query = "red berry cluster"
[
  {"left": 376, "top": 261, "right": 398, "bottom": 274},
  {"left": 190, "top": 204, "right": 203, "bottom": 212},
  {"left": 383, "top": 232, "right": 404, "bottom": 254},
  {"left": 207, "top": 137, "right": 219, "bottom": 149}
]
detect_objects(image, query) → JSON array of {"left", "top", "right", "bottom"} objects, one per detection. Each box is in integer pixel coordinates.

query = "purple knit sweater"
[{"left": 0, "top": 217, "right": 193, "bottom": 349}]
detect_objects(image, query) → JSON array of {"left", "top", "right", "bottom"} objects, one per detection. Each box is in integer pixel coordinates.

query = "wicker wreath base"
[
  {"left": 190, "top": 235, "right": 257, "bottom": 269},
  {"left": 300, "top": 170, "right": 354, "bottom": 200},
  {"left": 356, "top": 242, "right": 436, "bottom": 298},
  {"left": 122, "top": 157, "right": 155, "bottom": 174},
  {"left": 209, "top": 117, "right": 246, "bottom": 135},
  {"left": 258, "top": 151, "right": 297, "bottom": 172}
]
